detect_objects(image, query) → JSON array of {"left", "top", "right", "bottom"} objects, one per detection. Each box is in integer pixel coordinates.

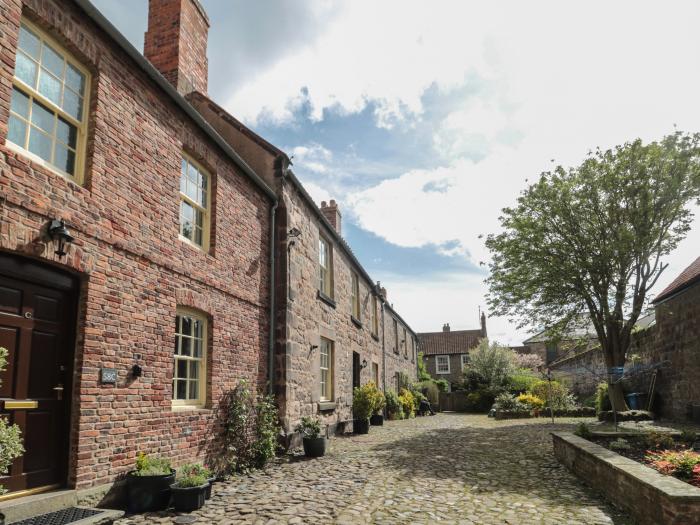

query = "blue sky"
[{"left": 93, "top": 0, "right": 700, "bottom": 344}]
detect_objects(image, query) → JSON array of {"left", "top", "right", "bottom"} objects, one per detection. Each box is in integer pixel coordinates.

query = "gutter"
[{"left": 74, "top": 0, "right": 277, "bottom": 202}]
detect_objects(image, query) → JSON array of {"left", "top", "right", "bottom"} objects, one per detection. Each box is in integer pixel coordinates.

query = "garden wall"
[{"left": 552, "top": 432, "right": 700, "bottom": 525}]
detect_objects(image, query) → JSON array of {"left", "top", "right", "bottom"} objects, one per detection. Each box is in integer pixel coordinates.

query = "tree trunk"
[{"left": 607, "top": 381, "right": 628, "bottom": 412}]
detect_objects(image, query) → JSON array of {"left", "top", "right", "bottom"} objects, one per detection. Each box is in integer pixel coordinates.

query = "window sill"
[
  {"left": 317, "top": 290, "right": 336, "bottom": 308},
  {"left": 318, "top": 401, "right": 336, "bottom": 412},
  {"left": 5, "top": 141, "right": 87, "bottom": 190},
  {"left": 351, "top": 316, "right": 362, "bottom": 328},
  {"left": 171, "top": 404, "right": 211, "bottom": 413}
]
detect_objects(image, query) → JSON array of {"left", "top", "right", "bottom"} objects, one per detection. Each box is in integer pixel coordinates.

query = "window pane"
[
  {"left": 180, "top": 171, "right": 187, "bottom": 194},
  {"left": 15, "top": 52, "right": 38, "bottom": 87},
  {"left": 28, "top": 128, "right": 52, "bottom": 162},
  {"left": 54, "top": 144, "right": 75, "bottom": 175},
  {"left": 193, "top": 338, "right": 202, "bottom": 358},
  {"left": 185, "top": 177, "right": 198, "bottom": 201},
  {"left": 19, "top": 25, "right": 41, "bottom": 59},
  {"left": 38, "top": 70, "right": 61, "bottom": 105},
  {"left": 180, "top": 337, "right": 191, "bottom": 357},
  {"left": 176, "top": 380, "right": 187, "bottom": 399},
  {"left": 176, "top": 359, "right": 187, "bottom": 379},
  {"left": 65, "top": 64, "right": 85, "bottom": 95},
  {"left": 56, "top": 117, "right": 77, "bottom": 148},
  {"left": 10, "top": 88, "right": 30, "bottom": 118},
  {"left": 41, "top": 44, "right": 64, "bottom": 78},
  {"left": 181, "top": 200, "right": 194, "bottom": 222},
  {"left": 8, "top": 116, "right": 27, "bottom": 147},
  {"left": 189, "top": 361, "right": 199, "bottom": 379},
  {"left": 62, "top": 89, "right": 82, "bottom": 120},
  {"left": 31, "top": 100, "right": 54, "bottom": 133},
  {"left": 188, "top": 380, "right": 198, "bottom": 400}
]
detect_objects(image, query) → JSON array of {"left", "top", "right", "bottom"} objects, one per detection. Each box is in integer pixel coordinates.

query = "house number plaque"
[{"left": 100, "top": 368, "right": 118, "bottom": 384}]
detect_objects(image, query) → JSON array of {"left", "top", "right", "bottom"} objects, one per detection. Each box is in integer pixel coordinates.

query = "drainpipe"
[
  {"left": 268, "top": 200, "right": 278, "bottom": 396},
  {"left": 380, "top": 290, "right": 386, "bottom": 394}
]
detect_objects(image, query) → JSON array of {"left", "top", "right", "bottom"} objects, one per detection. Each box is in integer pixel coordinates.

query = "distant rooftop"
[{"left": 653, "top": 256, "right": 700, "bottom": 304}]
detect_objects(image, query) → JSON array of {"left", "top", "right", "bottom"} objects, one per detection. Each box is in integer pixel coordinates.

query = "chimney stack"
[
  {"left": 481, "top": 311, "right": 487, "bottom": 337},
  {"left": 144, "top": 0, "right": 210, "bottom": 95},
  {"left": 320, "top": 200, "right": 342, "bottom": 234},
  {"left": 443, "top": 323, "right": 450, "bottom": 332}
]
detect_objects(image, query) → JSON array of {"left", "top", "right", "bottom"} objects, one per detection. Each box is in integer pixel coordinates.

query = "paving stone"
[{"left": 116, "top": 414, "right": 633, "bottom": 524}]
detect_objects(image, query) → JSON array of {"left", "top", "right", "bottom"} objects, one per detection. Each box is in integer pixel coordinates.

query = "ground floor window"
[
  {"left": 372, "top": 362, "right": 379, "bottom": 385},
  {"left": 436, "top": 355, "right": 450, "bottom": 374},
  {"left": 320, "top": 337, "right": 334, "bottom": 401},
  {"left": 173, "top": 308, "right": 207, "bottom": 407}
]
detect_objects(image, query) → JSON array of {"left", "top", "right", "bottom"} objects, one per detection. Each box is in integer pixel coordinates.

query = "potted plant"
[
  {"left": 369, "top": 383, "right": 386, "bottom": 426},
  {"left": 353, "top": 383, "right": 374, "bottom": 434},
  {"left": 179, "top": 463, "right": 215, "bottom": 500},
  {"left": 126, "top": 452, "right": 176, "bottom": 513},
  {"left": 295, "top": 416, "right": 327, "bottom": 457},
  {"left": 170, "top": 472, "right": 208, "bottom": 512},
  {"left": 0, "top": 347, "right": 24, "bottom": 525}
]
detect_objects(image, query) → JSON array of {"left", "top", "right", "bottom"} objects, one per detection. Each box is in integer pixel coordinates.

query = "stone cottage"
[
  {"left": 418, "top": 314, "right": 486, "bottom": 391},
  {"left": 0, "top": 0, "right": 279, "bottom": 503},
  {"left": 187, "top": 95, "right": 419, "bottom": 440}
]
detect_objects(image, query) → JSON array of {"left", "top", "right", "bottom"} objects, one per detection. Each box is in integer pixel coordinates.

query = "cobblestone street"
[{"left": 117, "top": 414, "right": 632, "bottom": 525}]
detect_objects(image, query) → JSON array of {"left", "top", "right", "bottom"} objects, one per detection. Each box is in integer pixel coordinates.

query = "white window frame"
[
  {"left": 179, "top": 153, "right": 211, "bottom": 251},
  {"left": 461, "top": 354, "right": 469, "bottom": 371},
  {"left": 173, "top": 307, "right": 208, "bottom": 409},
  {"left": 318, "top": 236, "right": 333, "bottom": 297},
  {"left": 8, "top": 19, "right": 91, "bottom": 183},
  {"left": 436, "top": 355, "right": 450, "bottom": 374},
  {"left": 319, "top": 337, "right": 334, "bottom": 402}
]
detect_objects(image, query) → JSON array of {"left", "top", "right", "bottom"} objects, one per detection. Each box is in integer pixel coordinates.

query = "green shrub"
[
  {"left": 134, "top": 452, "right": 171, "bottom": 476},
  {"left": 466, "top": 339, "right": 517, "bottom": 389},
  {"left": 416, "top": 381, "right": 439, "bottom": 405},
  {"left": 609, "top": 438, "right": 630, "bottom": 451},
  {"left": 595, "top": 382, "right": 611, "bottom": 414},
  {"left": 352, "top": 383, "right": 376, "bottom": 420},
  {"left": 574, "top": 422, "right": 592, "bottom": 439},
  {"left": 680, "top": 429, "right": 698, "bottom": 444},
  {"left": 508, "top": 373, "right": 539, "bottom": 394},
  {"left": 417, "top": 352, "right": 432, "bottom": 381},
  {"left": 398, "top": 389, "right": 416, "bottom": 418},
  {"left": 517, "top": 393, "right": 544, "bottom": 410},
  {"left": 492, "top": 393, "right": 523, "bottom": 411},
  {"left": 295, "top": 416, "right": 322, "bottom": 439},
  {"left": 0, "top": 347, "right": 24, "bottom": 493},
  {"left": 642, "top": 431, "right": 675, "bottom": 451},
  {"left": 647, "top": 449, "right": 700, "bottom": 479},
  {"left": 174, "top": 474, "right": 207, "bottom": 488},
  {"left": 385, "top": 390, "right": 402, "bottom": 419},
  {"left": 434, "top": 378, "right": 449, "bottom": 393},
  {"left": 465, "top": 390, "right": 496, "bottom": 412},
  {"left": 370, "top": 383, "right": 386, "bottom": 414},
  {"left": 529, "top": 380, "right": 576, "bottom": 410}
]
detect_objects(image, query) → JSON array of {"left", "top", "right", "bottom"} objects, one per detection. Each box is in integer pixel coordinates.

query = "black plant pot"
[
  {"left": 170, "top": 482, "right": 208, "bottom": 512},
  {"left": 303, "top": 437, "right": 328, "bottom": 457},
  {"left": 205, "top": 477, "right": 216, "bottom": 500},
  {"left": 126, "top": 469, "right": 176, "bottom": 513},
  {"left": 370, "top": 414, "right": 384, "bottom": 426},
  {"left": 354, "top": 418, "right": 370, "bottom": 434},
  {"left": 0, "top": 511, "right": 5, "bottom": 525}
]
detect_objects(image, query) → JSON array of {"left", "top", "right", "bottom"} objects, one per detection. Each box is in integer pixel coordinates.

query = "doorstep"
[{"left": 0, "top": 489, "right": 123, "bottom": 524}]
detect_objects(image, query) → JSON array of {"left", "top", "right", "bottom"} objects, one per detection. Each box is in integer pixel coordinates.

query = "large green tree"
[{"left": 485, "top": 132, "right": 700, "bottom": 409}]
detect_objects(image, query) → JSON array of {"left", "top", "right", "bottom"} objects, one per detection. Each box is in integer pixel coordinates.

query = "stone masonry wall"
[
  {"left": 0, "top": 0, "right": 271, "bottom": 491},
  {"left": 424, "top": 353, "right": 466, "bottom": 389}
]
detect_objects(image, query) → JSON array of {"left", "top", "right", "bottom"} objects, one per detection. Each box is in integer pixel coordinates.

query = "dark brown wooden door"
[
  {"left": 0, "top": 254, "right": 77, "bottom": 493},
  {"left": 352, "top": 352, "right": 361, "bottom": 390}
]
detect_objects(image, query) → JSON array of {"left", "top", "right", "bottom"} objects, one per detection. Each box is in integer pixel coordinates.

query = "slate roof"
[
  {"left": 418, "top": 329, "right": 483, "bottom": 356},
  {"left": 653, "top": 256, "right": 700, "bottom": 304}
]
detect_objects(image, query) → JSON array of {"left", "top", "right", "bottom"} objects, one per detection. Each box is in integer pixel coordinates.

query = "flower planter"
[
  {"left": 354, "top": 418, "right": 370, "bottom": 434},
  {"left": 205, "top": 476, "right": 216, "bottom": 500},
  {"left": 126, "top": 468, "right": 176, "bottom": 513},
  {"left": 370, "top": 414, "right": 384, "bottom": 426},
  {"left": 170, "top": 482, "right": 208, "bottom": 512},
  {"left": 302, "top": 437, "right": 328, "bottom": 457}
]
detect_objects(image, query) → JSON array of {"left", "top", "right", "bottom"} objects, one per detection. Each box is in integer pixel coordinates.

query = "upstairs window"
[
  {"left": 180, "top": 155, "right": 210, "bottom": 250},
  {"left": 436, "top": 355, "right": 450, "bottom": 374},
  {"left": 393, "top": 319, "right": 399, "bottom": 353},
  {"left": 351, "top": 272, "right": 360, "bottom": 320},
  {"left": 318, "top": 236, "right": 333, "bottom": 297},
  {"left": 403, "top": 328, "right": 407, "bottom": 358},
  {"left": 8, "top": 21, "right": 89, "bottom": 181},
  {"left": 371, "top": 295, "right": 379, "bottom": 336}
]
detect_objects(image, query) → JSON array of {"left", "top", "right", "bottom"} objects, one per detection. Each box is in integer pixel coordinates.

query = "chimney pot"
[
  {"left": 319, "top": 199, "right": 342, "bottom": 234},
  {"left": 144, "top": 0, "right": 210, "bottom": 95},
  {"left": 443, "top": 323, "right": 450, "bottom": 332}
]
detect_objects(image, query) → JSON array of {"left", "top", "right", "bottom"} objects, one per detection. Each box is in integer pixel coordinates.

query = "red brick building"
[{"left": 0, "top": 0, "right": 276, "bottom": 504}]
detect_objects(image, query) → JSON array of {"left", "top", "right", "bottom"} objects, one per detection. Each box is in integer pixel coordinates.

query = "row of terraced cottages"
[{"left": 0, "top": 0, "right": 418, "bottom": 504}]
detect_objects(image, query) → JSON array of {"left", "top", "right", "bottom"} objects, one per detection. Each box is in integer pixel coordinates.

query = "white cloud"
[{"left": 290, "top": 143, "right": 333, "bottom": 174}]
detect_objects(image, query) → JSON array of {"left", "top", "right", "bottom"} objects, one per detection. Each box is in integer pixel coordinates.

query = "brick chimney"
[
  {"left": 320, "top": 200, "right": 342, "bottom": 234},
  {"left": 481, "top": 312, "right": 487, "bottom": 337},
  {"left": 443, "top": 323, "right": 450, "bottom": 332},
  {"left": 144, "top": 0, "right": 210, "bottom": 96}
]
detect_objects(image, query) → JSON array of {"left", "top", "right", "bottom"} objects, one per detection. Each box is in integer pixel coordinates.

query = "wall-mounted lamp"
[
  {"left": 288, "top": 227, "right": 302, "bottom": 250},
  {"left": 48, "top": 219, "right": 74, "bottom": 258},
  {"left": 361, "top": 359, "right": 368, "bottom": 369},
  {"left": 131, "top": 353, "right": 143, "bottom": 378},
  {"left": 310, "top": 344, "right": 319, "bottom": 351}
]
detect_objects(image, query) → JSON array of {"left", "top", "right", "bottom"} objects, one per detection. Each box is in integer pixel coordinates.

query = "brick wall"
[{"left": 0, "top": 0, "right": 271, "bottom": 492}]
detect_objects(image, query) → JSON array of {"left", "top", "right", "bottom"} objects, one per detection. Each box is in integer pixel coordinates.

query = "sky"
[{"left": 92, "top": 0, "right": 700, "bottom": 344}]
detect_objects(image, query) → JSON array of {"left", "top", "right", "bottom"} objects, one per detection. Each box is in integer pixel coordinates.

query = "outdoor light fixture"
[
  {"left": 361, "top": 359, "right": 368, "bottom": 369},
  {"left": 288, "top": 227, "right": 302, "bottom": 238},
  {"left": 48, "top": 219, "right": 74, "bottom": 258}
]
